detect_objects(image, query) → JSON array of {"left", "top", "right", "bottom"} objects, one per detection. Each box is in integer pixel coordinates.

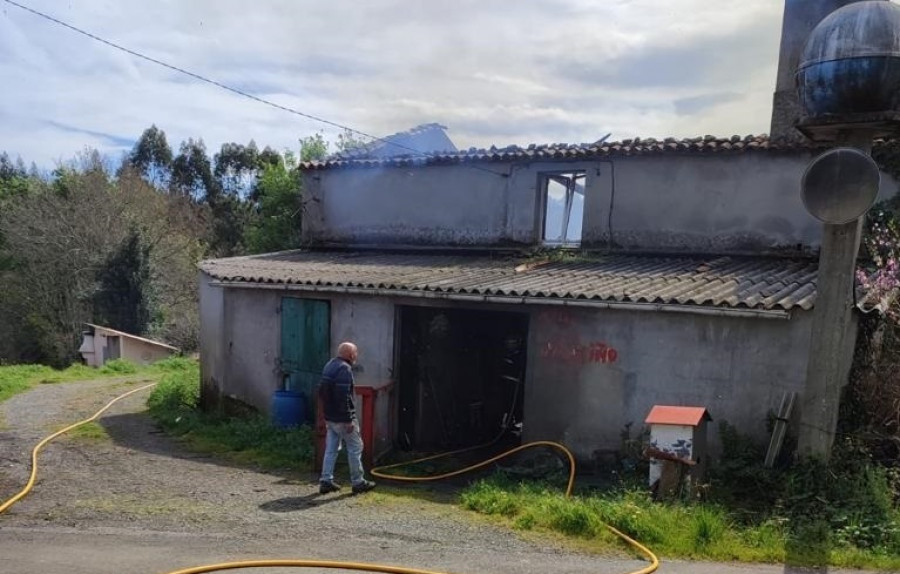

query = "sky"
[{"left": 0, "top": 0, "right": 785, "bottom": 167}]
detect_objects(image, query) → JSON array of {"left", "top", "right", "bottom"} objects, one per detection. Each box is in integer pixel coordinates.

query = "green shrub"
[
  {"left": 147, "top": 365, "right": 200, "bottom": 425},
  {"left": 548, "top": 500, "right": 601, "bottom": 537},
  {"left": 460, "top": 480, "right": 522, "bottom": 517},
  {"left": 691, "top": 506, "right": 728, "bottom": 550},
  {"left": 0, "top": 364, "right": 53, "bottom": 401},
  {"left": 149, "top": 356, "right": 196, "bottom": 372},
  {"left": 146, "top": 364, "right": 314, "bottom": 471},
  {"left": 593, "top": 489, "right": 665, "bottom": 544},
  {"left": 99, "top": 359, "right": 137, "bottom": 374}
]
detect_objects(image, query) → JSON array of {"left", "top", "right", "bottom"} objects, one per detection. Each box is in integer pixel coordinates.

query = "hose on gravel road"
[
  {"left": 0, "top": 382, "right": 158, "bottom": 514},
  {"left": 0, "top": 382, "right": 659, "bottom": 574}
]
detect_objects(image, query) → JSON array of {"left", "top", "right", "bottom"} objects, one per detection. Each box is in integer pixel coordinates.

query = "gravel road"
[{"left": 0, "top": 377, "right": 875, "bottom": 574}]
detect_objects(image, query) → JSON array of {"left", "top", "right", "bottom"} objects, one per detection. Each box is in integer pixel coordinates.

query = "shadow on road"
[
  {"left": 96, "top": 411, "right": 318, "bottom": 484},
  {"left": 259, "top": 492, "right": 354, "bottom": 512}
]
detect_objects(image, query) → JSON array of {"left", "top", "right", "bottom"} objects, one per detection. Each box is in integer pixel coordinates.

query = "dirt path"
[{"left": 0, "top": 378, "right": 874, "bottom": 574}]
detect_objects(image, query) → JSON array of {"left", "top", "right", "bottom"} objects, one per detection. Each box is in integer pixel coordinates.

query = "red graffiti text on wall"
[{"left": 540, "top": 340, "right": 619, "bottom": 364}]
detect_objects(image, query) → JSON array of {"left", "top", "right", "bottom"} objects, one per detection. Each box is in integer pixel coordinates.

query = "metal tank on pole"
[{"left": 793, "top": 0, "right": 900, "bottom": 459}]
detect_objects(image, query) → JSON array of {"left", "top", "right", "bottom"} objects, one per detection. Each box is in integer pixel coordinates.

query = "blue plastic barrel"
[{"left": 271, "top": 390, "right": 307, "bottom": 428}]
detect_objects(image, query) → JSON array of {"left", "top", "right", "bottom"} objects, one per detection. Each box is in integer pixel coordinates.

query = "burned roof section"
[
  {"left": 332, "top": 123, "right": 457, "bottom": 161},
  {"left": 302, "top": 134, "right": 828, "bottom": 170}
]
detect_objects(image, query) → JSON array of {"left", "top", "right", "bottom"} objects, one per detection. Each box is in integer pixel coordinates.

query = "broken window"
[{"left": 541, "top": 171, "right": 585, "bottom": 245}]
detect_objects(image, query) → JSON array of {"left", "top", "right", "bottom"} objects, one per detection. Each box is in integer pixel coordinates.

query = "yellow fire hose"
[
  {"left": 0, "top": 383, "right": 659, "bottom": 574},
  {"left": 0, "top": 382, "right": 157, "bottom": 515}
]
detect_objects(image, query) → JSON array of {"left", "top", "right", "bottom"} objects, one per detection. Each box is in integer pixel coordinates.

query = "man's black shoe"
[
  {"left": 319, "top": 481, "right": 341, "bottom": 494},
  {"left": 351, "top": 480, "right": 376, "bottom": 494}
]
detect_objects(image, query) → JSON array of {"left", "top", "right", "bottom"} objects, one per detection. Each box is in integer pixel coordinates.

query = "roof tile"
[
  {"left": 300, "top": 134, "right": 836, "bottom": 170},
  {"left": 199, "top": 251, "right": 829, "bottom": 312}
]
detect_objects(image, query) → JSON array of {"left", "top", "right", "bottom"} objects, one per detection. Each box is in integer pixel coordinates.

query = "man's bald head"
[{"left": 337, "top": 342, "right": 358, "bottom": 364}]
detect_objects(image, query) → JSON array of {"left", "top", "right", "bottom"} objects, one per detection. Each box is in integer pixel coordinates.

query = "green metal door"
[{"left": 280, "top": 297, "right": 331, "bottom": 420}]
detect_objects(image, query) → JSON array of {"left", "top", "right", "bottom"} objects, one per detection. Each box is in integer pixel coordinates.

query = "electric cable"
[{"left": 2, "top": 0, "right": 507, "bottom": 177}]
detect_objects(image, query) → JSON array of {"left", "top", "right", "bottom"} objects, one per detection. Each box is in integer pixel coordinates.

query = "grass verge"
[
  {"left": 146, "top": 363, "right": 314, "bottom": 472},
  {"left": 64, "top": 421, "right": 110, "bottom": 442},
  {"left": 459, "top": 474, "right": 900, "bottom": 570},
  {"left": 0, "top": 357, "right": 196, "bottom": 405}
]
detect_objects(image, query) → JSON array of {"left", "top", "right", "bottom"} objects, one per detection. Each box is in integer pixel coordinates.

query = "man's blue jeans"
[{"left": 320, "top": 419, "right": 365, "bottom": 486}]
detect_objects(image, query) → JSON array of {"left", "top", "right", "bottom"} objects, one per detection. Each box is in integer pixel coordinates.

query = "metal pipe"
[{"left": 208, "top": 280, "right": 791, "bottom": 320}]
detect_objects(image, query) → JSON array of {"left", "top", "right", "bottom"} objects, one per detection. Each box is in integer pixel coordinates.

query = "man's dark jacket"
[{"left": 318, "top": 357, "right": 355, "bottom": 423}]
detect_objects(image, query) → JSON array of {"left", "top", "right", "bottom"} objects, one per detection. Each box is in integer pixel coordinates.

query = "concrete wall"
[
  {"left": 222, "top": 288, "right": 282, "bottom": 412},
  {"left": 199, "top": 272, "right": 227, "bottom": 409},
  {"left": 522, "top": 305, "right": 817, "bottom": 460},
  {"left": 303, "top": 153, "right": 898, "bottom": 252},
  {"left": 583, "top": 153, "right": 821, "bottom": 252},
  {"left": 199, "top": 279, "right": 397, "bottom": 459},
  {"left": 331, "top": 296, "right": 396, "bottom": 459},
  {"left": 330, "top": 297, "right": 395, "bottom": 389},
  {"left": 119, "top": 338, "right": 175, "bottom": 365},
  {"left": 200, "top": 281, "right": 851, "bottom": 464},
  {"left": 302, "top": 163, "right": 529, "bottom": 245}
]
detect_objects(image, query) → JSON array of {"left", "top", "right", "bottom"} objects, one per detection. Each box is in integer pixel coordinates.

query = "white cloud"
[{"left": 0, "top": 0, "right": 784, "bottom": 166}]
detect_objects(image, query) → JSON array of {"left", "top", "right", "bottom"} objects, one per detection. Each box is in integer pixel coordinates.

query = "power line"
[{"left": 3, "top": 0, "right": 504, "bottom": 175}]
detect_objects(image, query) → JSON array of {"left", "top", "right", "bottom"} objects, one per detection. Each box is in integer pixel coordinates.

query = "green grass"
[
  {"left": 146, "top": 363, "right": 315, "bottom": 472},
  {"left": 64, "top": 421, "right": 110, "bottom": 442},
  {"left": 0, "top": 356, "right": 197, "bottom": 405},
  {"left": 459, "top": 475, "right": 900, "bottom": 570}
]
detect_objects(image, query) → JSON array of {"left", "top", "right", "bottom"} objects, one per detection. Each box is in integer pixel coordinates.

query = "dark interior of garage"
[{"left": 396, "top": 306, "right": 529, "bottom": 452}]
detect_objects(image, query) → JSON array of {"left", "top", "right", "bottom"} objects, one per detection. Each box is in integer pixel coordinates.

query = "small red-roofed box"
[{"left": 644, "top": 405, "right": 712, "bottom": 489}]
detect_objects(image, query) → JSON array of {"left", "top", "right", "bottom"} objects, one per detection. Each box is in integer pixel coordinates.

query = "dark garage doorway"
[{"left": 397, "top": 306, "right": 529, "bottom": 451}]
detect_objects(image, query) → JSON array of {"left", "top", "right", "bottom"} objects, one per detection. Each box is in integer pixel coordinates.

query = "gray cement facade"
[
  {"left": 522, "top": 305, "right": 820, "bottom": 459},
  {"left": 200, "top": 274, "right": 827, "bottom": 462},
  {"left": 302, "top": 152, "right": 898, "bottom": 253}
]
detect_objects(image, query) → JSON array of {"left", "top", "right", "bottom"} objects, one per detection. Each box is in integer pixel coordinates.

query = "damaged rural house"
[{"left": 198, "top": 3, "right": 899, "bottom": 466}]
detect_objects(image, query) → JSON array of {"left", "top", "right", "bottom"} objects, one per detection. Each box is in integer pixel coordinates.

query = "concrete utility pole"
[
  {"left": 791, "top": 0, "right": 900, "bottom": 460},
  {"left": 797, "top": 134, "right": 871, "bottom": 459}
]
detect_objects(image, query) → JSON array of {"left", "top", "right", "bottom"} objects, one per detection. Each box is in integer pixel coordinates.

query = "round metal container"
[{"left": 796, "top": 0, "right": 900, "bottom": 118}]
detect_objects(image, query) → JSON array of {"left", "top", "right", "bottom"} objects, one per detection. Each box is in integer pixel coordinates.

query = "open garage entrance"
[{"left": 396, "top": 305, "right": 529, "bottom": 452}]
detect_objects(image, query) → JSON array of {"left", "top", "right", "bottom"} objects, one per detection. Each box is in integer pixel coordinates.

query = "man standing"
[{"left": 318, "top": 341, "right": 376, "bottom": 495}]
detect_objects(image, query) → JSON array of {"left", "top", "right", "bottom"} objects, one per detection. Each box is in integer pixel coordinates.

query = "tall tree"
[
  {"left": 127, "top": 125, "right": 173, "bottom": 188},
  {"left": 214, "top": 141, "right": 259, "bottom": 197},
  {"left": 244, "top": 151, "right": 302, "bottom": 254},
  {"left": 93, "top": 229, "right": 152, "bottom": 335},
  {"left": 171, "top": 138, "right": 216, "bottom": 201}
]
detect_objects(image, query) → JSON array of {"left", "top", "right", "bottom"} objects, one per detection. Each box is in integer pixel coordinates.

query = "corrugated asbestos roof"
[
  {"left": 301, "top": 134, "right": 825, "bottom": 170},
  {"left": 200, "top": 251, "right": 823, "bottom": 312}
]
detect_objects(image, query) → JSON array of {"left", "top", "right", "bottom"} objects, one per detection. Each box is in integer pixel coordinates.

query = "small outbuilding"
[{"left": 78, "top": 323, "right": 178, "bottom": 367}]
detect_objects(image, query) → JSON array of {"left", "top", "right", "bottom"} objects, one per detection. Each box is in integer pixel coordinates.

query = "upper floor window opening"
[{"left": 541, "top": 171, "right": 585, "bottom": 246}]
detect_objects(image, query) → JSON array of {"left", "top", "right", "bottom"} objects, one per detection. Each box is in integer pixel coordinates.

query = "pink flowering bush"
[
  {"left": 856, "top": 212, "right": 900, "bottom": 321},
  {"left": 844, "top": 208, "right": 900, "bottom": 462}
]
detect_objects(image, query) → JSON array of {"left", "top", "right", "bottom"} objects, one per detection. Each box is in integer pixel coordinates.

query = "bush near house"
[{"left": 146, "top": 363, "right": 314, "bottom": 472}]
